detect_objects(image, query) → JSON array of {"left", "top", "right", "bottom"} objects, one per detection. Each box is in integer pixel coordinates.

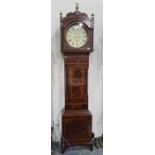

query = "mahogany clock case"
[{"left": 60, "top": 8, "right": 94, "bottom": 154}]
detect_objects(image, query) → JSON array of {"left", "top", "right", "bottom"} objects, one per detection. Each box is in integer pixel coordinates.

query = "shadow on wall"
[
  {"left": 51, "top": 29, "right": 64, "bottom": 126},
  {"left": 51, "top": 29, "right": 64, "bottom": 65}
]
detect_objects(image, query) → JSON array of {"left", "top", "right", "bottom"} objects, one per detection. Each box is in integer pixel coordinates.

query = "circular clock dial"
[{"left": 65, "top": 23, "right": 88, "bottom": 48}]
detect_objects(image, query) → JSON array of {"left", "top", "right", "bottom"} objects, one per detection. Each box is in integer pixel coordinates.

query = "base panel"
[{"left": 61, "top": 110, "right": 93, "bottom": 154}]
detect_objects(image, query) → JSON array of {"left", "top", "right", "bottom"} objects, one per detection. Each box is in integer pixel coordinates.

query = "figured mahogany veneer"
[
  {"left": 60, "top": 6, "right": 94, "bottom": 154},
  {"left": 65, "top": 55, "right": 88, "bottom": 110},
  {"left": 61, "top": 109, "right": 93, "bottom": 153}
]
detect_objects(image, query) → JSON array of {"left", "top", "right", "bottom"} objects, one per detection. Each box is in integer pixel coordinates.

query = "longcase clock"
[{"left": 60, "top": 4, "right": 94, "bottom": 153}]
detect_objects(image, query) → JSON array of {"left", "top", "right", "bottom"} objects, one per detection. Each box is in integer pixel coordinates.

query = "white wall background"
[
  {"left": 2, "top": 1, "right": 155, "bottom": 155},
  {"left": 51, "top": 0, "right": 103, "bottom": 139}
]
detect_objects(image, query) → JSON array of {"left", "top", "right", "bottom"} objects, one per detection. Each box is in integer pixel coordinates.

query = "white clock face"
[{"left": 65, "top": 23, "right": 88, "bottom": 48}]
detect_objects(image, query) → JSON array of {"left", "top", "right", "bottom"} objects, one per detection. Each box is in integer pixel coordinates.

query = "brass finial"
[
  {"left": 91, "top": 13, "right": 94, "bottom": 17},
  {"left": 60, "top": 11, "right": 63, "bottom": 25},
  {"left": 75, "top": 2, "right": 79, "bottom": 11},
  {"left": 60, "top": 11, "right": 63, "bottom": 16},
  {"left": 91, "top": 13, "right": 94, "bottom": 28}
]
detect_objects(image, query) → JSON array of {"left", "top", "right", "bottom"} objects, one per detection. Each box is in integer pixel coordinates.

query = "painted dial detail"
[{"left": 66, "top": 23, "right": 88, "bottom": 48}]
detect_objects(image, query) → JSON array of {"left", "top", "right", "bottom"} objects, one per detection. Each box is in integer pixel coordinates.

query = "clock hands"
[{"left": 66, "top": 24, "right": 88, "bottom": 48}]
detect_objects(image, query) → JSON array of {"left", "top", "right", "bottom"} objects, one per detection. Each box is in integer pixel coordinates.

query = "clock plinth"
[
  {"left": 60, "top": 5, "right": 94, "bottom": 153},
  {"left": 61, "top": 109, "right": 93, "bottom": 154}
]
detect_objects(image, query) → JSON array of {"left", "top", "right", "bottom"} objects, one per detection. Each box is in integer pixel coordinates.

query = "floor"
[{"left": 53, "top": 142, "right": 103, "bottom": 155}]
